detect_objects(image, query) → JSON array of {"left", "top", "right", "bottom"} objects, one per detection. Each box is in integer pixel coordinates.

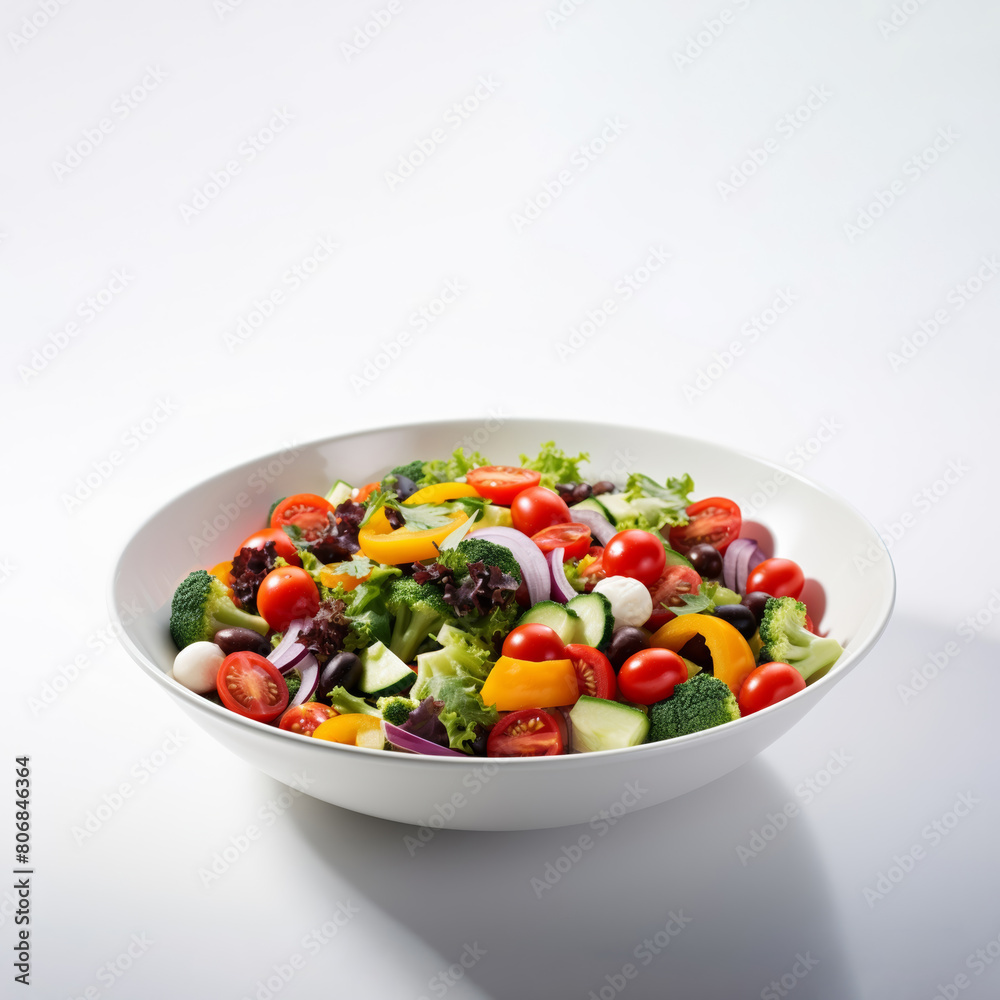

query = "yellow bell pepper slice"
[
  {"left": 358, "top": 509, "right": 469, "bottom": 564},
  {"left": 318, "top": 562, "right": 370, "bottom": 592},
  {"left": 404, "top": 482, "right": 480, "bottom": 505},
  {"left": 312, "top": 714, "right": 384, "bottom": 748},
  {"left": 649, "top": 615, "right": 756, "bottom": 696},
  {"left": 480, "top": 656, "right": 579, "bottom": 710}
]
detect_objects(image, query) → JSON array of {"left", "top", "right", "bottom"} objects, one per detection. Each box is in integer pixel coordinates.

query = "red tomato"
[
  {"left": 235, "top": 527, "right": 301, "bottom": 566},
  {"left": 738, "top": 661, "right": 806, "bottom": 715},
  {"left": 648, "top": 565, "right": 702, "bottom": 611},
  {"left": 270, "top": 493, "right": 335, "bottom": 543},
  {"left": 466, "top": 466, "right": 541, "bottom": 505},
  {"left": 644, "top": 607, "right": 675, "bottom": 631},
  {"left": 745, "top": 558, "right": 804, "bottom": 599},
  {"left": 510, "top": 486, "right": 571, "bottom": 536},
  {"left": 279, "top": 702, "right": 336, "bottom": 735},
  {"left": 617, "top": 648, "right": 688, "bottom": 705},
  {"left": 217, "top": 651, "right": 288, "bottom": 722},
  {"left": 530, "top": 522, "right": 592, "bottom": 560},
  {"left": 668, "top": 497, "right": 741, "bottom": 555},
  {"left": 355, "top": 481, "right": 381, "bottom": 503},
  {"left": 564, "top": 644, "right": 616, "bottom": 700},
  {"left": 602, "top": 530, "right": 666, "bottom": 585},
  {"left": 256, "top": 566, "right": 320, "bottom": 631},
  {"left": 502, "top": 624, "right": 566, "bottom": 661},
  {"left": 487, "top": 709, "right": 564, "bottom": 757}
]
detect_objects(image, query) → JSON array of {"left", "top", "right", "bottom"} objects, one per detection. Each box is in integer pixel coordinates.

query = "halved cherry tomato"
[
  {"left": 745, "top": 558, "right": 804, "bottom": 599},
  {"left": 510, "top": 486, "right": 571, "bottom": 537},
  {"left": 668, "top": 497, "right": 741, "bottom": 555},
  {"left": 602, "top": 530, "right": 666, "bottom": 585},
  {"left": 502, "top": 624, "right": 566, "bottom": 662},
  {"left": 530, "top": 522, "right": 592, "bottom": 560},
  {"left": 617, "top": 648, "right": 687, "bottom": 705},
  {"left": 270, "top": 493, "right": 335, "bottom": 543},
  {"left": 234, "top": 527, "right": 301, "bottom": 566},
  {"left": 355, "top": 481, "right": 381, "bottom": 503},
  {"left": 564, "top": 644, "right": 616, "bottom": 700},
  {"left": 648, "top": 565, "right": 702, "bottom": 611},
  {"left": 256, "top": 566, "right": 320, "bottom": 632},
  {"left": 312, "top": 713, "right": 384, "bottom": 748},
  {"left": 217, "top": 651, "right": 288, "bottom": 723},
  {"left": 487, "top": 709, "right": 564, "bottom": 757},
  {"left": 466, "top": 466, "right": 541, "bottom": 505},
  {"left": 279, "top": 702, "right": 337, "bottom": 735},
  {"left": 738, "top": 661, "right": 806, "bottom": 715}
]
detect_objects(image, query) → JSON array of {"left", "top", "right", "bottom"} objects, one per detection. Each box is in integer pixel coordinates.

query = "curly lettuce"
[
  {"left": 616, "top": 472, "right": 694, "bottom": 533},
  {"left": 518, "top": 441, "right": 589, "bottom": 490}
]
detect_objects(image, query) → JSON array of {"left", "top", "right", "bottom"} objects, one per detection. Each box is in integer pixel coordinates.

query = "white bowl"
[{"left": 110, "top": 419, "right": 894, "bottom": 830}]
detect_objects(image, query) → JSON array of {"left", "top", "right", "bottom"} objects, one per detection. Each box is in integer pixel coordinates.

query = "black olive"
[
  {"left": 712, "top": 603, "right": 757, "bottom": 641},
  {"left": 316, "top": 652, "right": 362, "bottom": 701},
  {"left": 687, "top": 542, "right": 723, "bottom": 579},
  {"left": 214, "top": 627, "right": 271, "bottom": 657},
  {"left": 606, "top": 626, "right": 649, "bottom": 671}
]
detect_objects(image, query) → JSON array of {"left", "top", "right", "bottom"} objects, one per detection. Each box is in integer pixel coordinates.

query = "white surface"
[
  {"left": 3, "top": 1, "right": 998, "bottom": 997},
  {"left": 110, "top": 420, "right": 895, "bottom": 830}
]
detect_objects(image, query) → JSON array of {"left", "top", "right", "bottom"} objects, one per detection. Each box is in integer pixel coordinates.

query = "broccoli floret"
[
  {"left": 169, "top": 570, "right": 268, "bottom": 649},
  {"left": 758, "top": 597, "right": 844, "bottom": 682},
  {"left": 435, "top": 538, "right": 522, "bottom": 584},
  {"left": 377, "top": 695, "right": 420, "bottom": 726},
  {"left": 284, "top": 673, "right": 301, "bottom": 698},
  {"left": 648, "top": 673, "right": 740, "bottom": 740},
  {"left": 326, "top": 686, "right": 380, "bottom": 716},
  {"left": 384, "top": 577, "right": 453, "bottom": 663},
  {"left": 388, "top": 461, "right": 426, "bottom": 483}
]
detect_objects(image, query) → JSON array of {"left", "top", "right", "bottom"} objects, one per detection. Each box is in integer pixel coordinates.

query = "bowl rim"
[{"left": 109, "top": 416, "right": 896, "bottom": 767}]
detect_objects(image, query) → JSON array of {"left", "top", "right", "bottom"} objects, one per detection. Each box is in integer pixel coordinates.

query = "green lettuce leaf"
[{"left": 518, "top": 441, "right": 589, "bottom": 490}]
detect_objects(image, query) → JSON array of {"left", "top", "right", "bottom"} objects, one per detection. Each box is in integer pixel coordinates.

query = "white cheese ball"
[
  {"left": 172, "top": 641, "right": 226, "bottom": 694},
  {"left": 593, "top": 576, "right": 653, "bottom": 629}
]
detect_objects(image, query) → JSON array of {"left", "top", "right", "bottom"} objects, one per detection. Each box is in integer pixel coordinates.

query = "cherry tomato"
[
  {"left": 617, "top": 648, "right": 688, "bottom": 706},
  {"left": 279, "top": 702, "right": 336, "bottom": 736},
  {"left": 502, "top": 624, "right": 566, "bottom": 662},
  {"left": 745, "top": 558, "right": 804, "bottom": 599},
  {"left": 487, "top": 709, "right": 564, "bottom": 757},
  {"left": 530, "top": 522, "right": 592, "bottom": 560},
  {"left": 668, "top": 497, "right": 742, "bottom": 555},
  {"left": 217, "top": 651, "right": 288, "bottom": 723},
  {"left": 355, "top": 481, "right": 381, "bottom": 503},
  {"left": 738, "top": 661, "right": 806, "bottom": 715},
  {"left": 256, "top": 566, "right": 320, "bottom": 632},
  {"left": 466, "top": 466, "right": 541, "bottom": 505},
  {"left": 648, "top": 565, "right": 702, "bottom": 611},
  {"left": 234, "top": 527, "right": 301, "bottom": 567},
  {"left": 564, "top": 644, "right": 616, "bottom": 700},
  {"left": 510, "top": 486, "right": 571, "bottom": 537},
  {"left": 602, "top": 530, "right": 666, "bottom": 585},
  {"left": 270, "top": 493, "right": 335, "bottom": 543}
]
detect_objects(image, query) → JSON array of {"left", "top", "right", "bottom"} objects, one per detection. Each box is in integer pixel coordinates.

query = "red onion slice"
[
  {"left": 722, "top": 539, "right": 765, "bottom": 594},
  {"left": 547, "top": 547, "right": 576, "bottom": 603},
  {"left": 267, "top": 618, "right": 311, "bottom": 674},
  {"left": 383, "top": 722, "right": 466, "bottom": 756},
  {"left": 569, "top": 506, "right": 616, "bottom": 546},
  {"left": 287, "top": 652, "right": 319, "bottom": 708},
  {"left": 469, "top": 526, "right": 550, "bottom": 606}
]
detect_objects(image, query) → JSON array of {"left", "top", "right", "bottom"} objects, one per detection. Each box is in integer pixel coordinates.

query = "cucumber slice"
[
  {"left": 565, "top": 592, "right": 614, "bottom": 649},
  {"left": 592, "top": 492, "right": 632, "bottom": 525},
  {"left": 569, "top": 696, "right": 650, "bottom": 751},
  {"left": 569, "top": 496, "right": 613, "bottom": 520},
  {"left": 325, "top": 480, "right": 353, "bottom": 507},
  {"left": 358, "top": 641, "right": 414, "bottom": 697},
  {"left": 518, "top": 601, "right": 580, "bottom": 645},
  {"left": 662, "top": 544, "right": 694, "bottom": 569}
]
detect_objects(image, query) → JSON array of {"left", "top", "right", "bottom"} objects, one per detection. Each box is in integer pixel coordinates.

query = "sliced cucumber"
[
  {"left": 358, "top": 641, "right": 414, "bottom": 697},
  {"left": 518, "top": 601, "right": 580, "bottom": 645},
  {"left": 592, "top": 492, "right": 632, "bottom": 525},
  {"left": 569, "top": 496, "right": 613, "bottom": 520},
  {"left": 325, "top": 480, "right": 353, "bottom": 507},
  {"left": 662, "top": 544, "right": 694, "bottom": 569},
  {"left": 565, "top": 592, "right": 614, "bottom": 649},
  {"left": 569, "top": 696, "right": 650, "bottom": 752}
]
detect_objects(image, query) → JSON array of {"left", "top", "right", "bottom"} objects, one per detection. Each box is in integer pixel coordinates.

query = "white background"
[{"left": 5, "top": 0, "right": 1000, "bottom": 997}]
